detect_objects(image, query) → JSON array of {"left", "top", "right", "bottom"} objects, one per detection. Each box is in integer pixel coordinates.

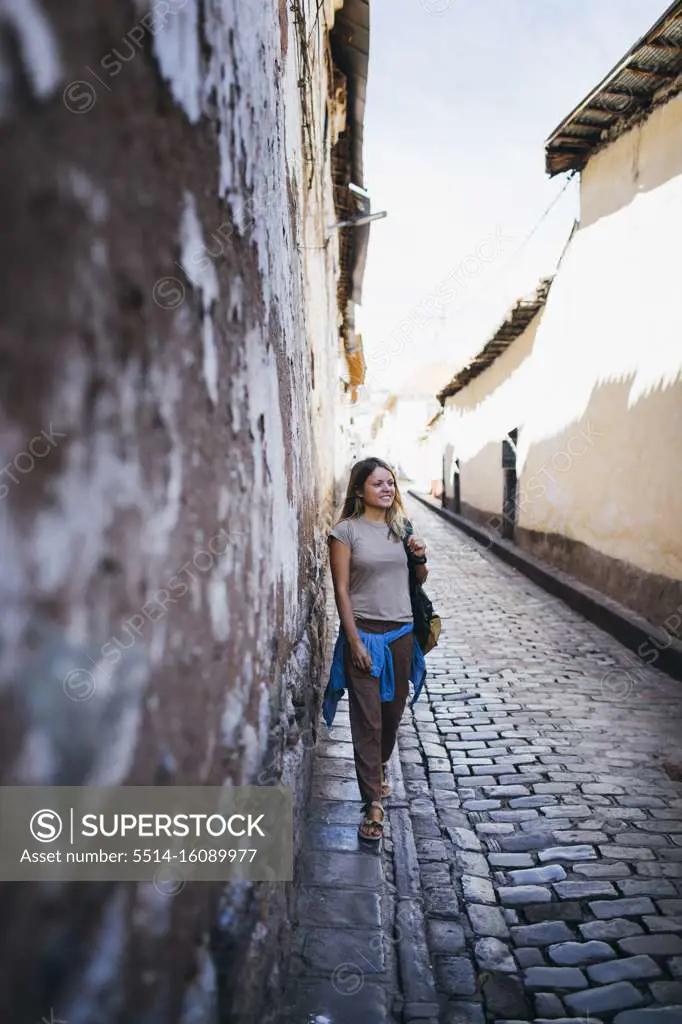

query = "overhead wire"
[
  {"left": 435, "top": 169, "right": 578, "bottom": 330},
  {"left": 501, "top": 170, "right": 577, "bottom": 269}
]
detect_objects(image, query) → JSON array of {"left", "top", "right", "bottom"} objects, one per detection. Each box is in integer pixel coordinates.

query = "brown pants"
[{"left": 344, "top": 617, "right": 413, "bottom": 805}]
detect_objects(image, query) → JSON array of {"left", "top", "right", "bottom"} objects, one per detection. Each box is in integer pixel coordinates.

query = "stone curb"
[
  {"left": 388, "top": 746, "right": 440, "bottom": 1018},
  {"left": 408, "top": 490, "right": 682, "bottom": 684}
]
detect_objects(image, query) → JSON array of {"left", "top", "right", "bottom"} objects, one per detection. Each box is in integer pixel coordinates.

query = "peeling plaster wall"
[{"left": 0, "top": 0, "right": 345, "bottom": 1021}]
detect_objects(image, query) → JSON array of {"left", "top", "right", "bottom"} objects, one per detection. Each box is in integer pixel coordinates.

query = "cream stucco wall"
[
  {"left": 459, "top": 442, "right": 503, "bottom": 520},
  {"left": 443, "top": 310, "right": 541, "bottom": 518},
  {"left": 581, "top": 89, "right": 682, "bottom": 228},
  {"left": 518, "top": 375, "right": 682, "bottom": 581},
  {"left": 436, "top": 91, "right": 682, "bottom": 620},
  {"left": 516, "top": 90, "right": 682, "bottom": 589}
]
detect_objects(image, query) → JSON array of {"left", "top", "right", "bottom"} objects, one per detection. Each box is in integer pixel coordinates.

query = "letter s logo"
[{"left": 30, "top": 809, "right": 63, "bottom": 842}]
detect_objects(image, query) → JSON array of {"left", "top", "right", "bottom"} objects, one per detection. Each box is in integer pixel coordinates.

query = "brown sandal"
[{"left": 358, "top": 801, "right": 384, "bottom": 842}]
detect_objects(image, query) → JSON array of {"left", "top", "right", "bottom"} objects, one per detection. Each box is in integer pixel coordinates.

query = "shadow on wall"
[{"left": 516, "top": 369, "right": 682, "bottom": 626}]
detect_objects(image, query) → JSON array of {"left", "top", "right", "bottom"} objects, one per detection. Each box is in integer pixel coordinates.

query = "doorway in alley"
[
  {"left": 453, "top": 458, "right": 461, "bottom": 514},
  {"left": 502, "top": 429, "right": 518, "bottom": 540}
]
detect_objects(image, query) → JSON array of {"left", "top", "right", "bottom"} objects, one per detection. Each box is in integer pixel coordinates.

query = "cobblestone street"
[{"left": 282, "top": 497, "right": 682, "bottom": 1024}]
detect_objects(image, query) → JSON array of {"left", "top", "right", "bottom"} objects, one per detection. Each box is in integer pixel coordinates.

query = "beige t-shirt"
[{"left": 329, "top": 517, "right": 412, "bottom": 623}]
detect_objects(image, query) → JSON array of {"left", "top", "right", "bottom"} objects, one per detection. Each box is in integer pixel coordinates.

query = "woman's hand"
[
  {"left": 407, "top": 534, "right": 427, "bottom": 560},
  {"left": 350, "top": 638, "right": 373, "bottom": 673}
]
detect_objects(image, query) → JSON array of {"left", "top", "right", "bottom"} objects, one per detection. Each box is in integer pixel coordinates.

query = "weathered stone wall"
[{"left": 0, "top": 0, "right": 347, "bottom": 1021}]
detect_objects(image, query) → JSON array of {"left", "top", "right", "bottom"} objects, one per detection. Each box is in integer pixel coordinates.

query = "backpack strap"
[{"left": 402, "top": 520, "right": 413, "bottom": 558}]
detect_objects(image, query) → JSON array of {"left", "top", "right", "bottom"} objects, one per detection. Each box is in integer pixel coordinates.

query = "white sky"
[{"left": 358, "top": 0, "right": 667, "bottom": 393}]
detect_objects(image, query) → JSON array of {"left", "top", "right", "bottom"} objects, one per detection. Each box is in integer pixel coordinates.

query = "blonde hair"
[{"left": 336, "top": 457, "right": 409, "bottom": 539}]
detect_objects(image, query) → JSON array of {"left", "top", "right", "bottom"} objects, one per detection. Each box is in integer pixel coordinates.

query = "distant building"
[
  {"left": 370, "top": 361, "right": 454, "bottom": 485},
  {"left": 438, "top": 1, "right": 682, "bottom": 625},
  {"left": 439, "top": 279, "right": 553, "bottom": 535}
]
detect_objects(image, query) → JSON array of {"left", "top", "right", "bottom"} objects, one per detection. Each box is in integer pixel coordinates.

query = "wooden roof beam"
[
  {"left": 574, "top": 121, "right": 608, "bottom": 131},
  {"left": 577, "top": 108, "right": 614, "bottom": 119},
  {"left": 599, "top": 87, "right": 643, "bottom": 98},
  {"left": 629, "top": 65, "right": 676, "bottom": 80},
  {"left": 645, "top": 41, "right": 682, "bottom": 54},
  {"left": 549, "top": 136, "right": 599, "bottom": 148}
]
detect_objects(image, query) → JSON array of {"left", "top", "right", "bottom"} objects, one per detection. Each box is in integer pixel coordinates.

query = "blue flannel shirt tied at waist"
[{"left": 322, "top": 623, "right": 426, "bottom": 728}]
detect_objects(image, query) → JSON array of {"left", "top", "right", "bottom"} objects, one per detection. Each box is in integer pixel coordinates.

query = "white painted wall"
[{"left": 438, "top": 91, "right": 682, "bottom": 600}]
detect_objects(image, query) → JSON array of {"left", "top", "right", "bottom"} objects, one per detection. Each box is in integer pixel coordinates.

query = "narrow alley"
[
  {"left": 283, "top": 497, "right": 682, "bottom": 1024},
  {"left": 2, "top": 1, "right": 682, "bottom": 1021}
]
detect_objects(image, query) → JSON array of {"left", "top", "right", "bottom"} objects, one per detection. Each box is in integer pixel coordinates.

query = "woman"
[{"left": 326, "top": 457, "right": 428, "bottom": 841}]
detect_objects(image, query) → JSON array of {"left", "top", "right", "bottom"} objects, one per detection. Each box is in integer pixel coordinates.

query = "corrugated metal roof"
[
  {"left": 546, "top": 1, "right": 682, "bottom": 176},
  {"left": 437, "top": 278, "right": 553, "bottom": 405}
]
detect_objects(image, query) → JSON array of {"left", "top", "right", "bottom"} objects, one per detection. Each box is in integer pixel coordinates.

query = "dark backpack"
[{"left": 403, "top": 521, "right": 441, "bottom": 654}]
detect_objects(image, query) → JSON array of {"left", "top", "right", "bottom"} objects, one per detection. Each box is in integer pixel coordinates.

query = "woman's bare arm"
[{"left": 329, "top": 538, "right": 372, "bottom": 671}]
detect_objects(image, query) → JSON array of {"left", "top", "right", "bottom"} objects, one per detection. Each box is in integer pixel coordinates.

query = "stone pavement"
[
  {"left": 280, "top": 497, "right": 682, "bottom": 1024},
  {"left": 278, "top": 698, "right": 408, "bottom": 1024}
]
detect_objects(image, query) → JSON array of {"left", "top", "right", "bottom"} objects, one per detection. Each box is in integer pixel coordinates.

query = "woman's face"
[{"left": 360, "top": 467, "right": 396, "bottom": 510}]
